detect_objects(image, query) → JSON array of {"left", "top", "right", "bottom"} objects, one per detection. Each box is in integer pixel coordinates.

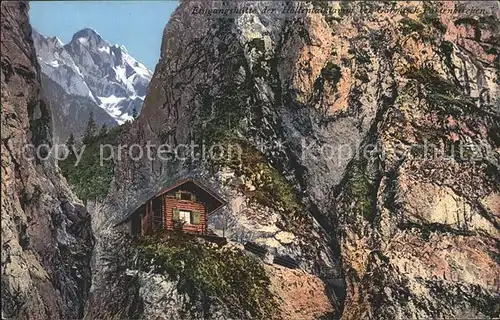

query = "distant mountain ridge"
[{"left": 32, "top": 27, "right": 152, "bottom": 142}]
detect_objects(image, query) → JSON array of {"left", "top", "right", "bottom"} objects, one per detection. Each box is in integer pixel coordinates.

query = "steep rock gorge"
[
  {"left": 1, "top": 2, "right": 93, "bottom": 319},
  {"left": 85, "top": 1, "right": 500, "bottom": 319}
]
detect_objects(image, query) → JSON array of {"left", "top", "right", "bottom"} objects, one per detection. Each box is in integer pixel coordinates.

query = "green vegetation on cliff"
[
  {"left": 133, "top": 234, "right": 277, "bottom": 319},
  {"left": 211, "top": 138, "right": 310, "bottom": 232},
  {"left": 59, "top": 125, "right": 123, "bottom": 204},
  {"left": 344, "top": 159, "right": 377, "bottom": 223},
  {"left": 419, "top": 4, "right": 447, "bottom": 33}
]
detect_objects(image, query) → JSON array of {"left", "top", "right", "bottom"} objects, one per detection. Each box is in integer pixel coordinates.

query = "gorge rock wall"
[{"left": 1, "top": 2, "right": 93, "bottom": 319}]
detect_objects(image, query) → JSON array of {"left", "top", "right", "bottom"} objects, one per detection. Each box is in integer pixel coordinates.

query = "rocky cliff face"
[
  {"left": 32, "top": 28, "right": 152, "bottom": 143},
  {"left": 1, "top": 2, "right": 93, "bottom": 319},
  {"left": 90, "top": 1, "right": 500, "bottom": 319}
]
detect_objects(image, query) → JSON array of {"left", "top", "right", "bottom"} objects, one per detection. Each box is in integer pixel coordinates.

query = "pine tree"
[
  {"left": 82, "top": 111, "right": 97, "bottom": 144},
  {"left": 66, "top": 132, "right": 75, "bottom": 156},
  {"left": 66, "top": 132, "right": 75, "bottom": 148},
  {"left": 98, "top": 124, "right": 108, "bottom": 137},
  {"left": 132, "top": 107, "right": 138, "bottom": 119}
]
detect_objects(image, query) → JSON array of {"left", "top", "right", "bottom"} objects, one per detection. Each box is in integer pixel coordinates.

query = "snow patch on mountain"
[
  {"left": 54, "top": 37, "right": 64, "bottom": 46},
  {"left": 77, "top": 37, "right": 89, "bottom": 45},
  {"left": 98, "top": 46, "right": 110, "bottom": 54},
  {"left": 98, "top": 95, "right": 128, "bottom": 120}
]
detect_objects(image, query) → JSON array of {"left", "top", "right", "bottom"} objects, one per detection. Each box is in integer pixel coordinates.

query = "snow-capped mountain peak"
[
  {"left": 70, "top": 27, "right": 104, "bottom": 47},
  {"left": 48, "top": 36, "right": 64, "bottom": 48},
  {"left": 33, "top": 28, "right": 152, "bottom": 125}
]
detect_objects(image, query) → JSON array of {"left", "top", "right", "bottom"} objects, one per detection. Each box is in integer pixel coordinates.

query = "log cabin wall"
[
  {"left": 140, "top": 200, "right": 153, "bottom": 236},
  {"left": 164, "top": 195, "right": 207, "bottom": 234},
  {"left": 152, "top": 196, "right": 164, "bottom": 231},
  {"left": 129, "top": 179, "right": 225, "bottom": 237}
]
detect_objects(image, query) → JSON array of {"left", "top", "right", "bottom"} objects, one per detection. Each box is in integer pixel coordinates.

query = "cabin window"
[
  {"left": 175, "top": 191, "right": 195, "bottom": 201},
  {"left": 192, "top": 211, "right": 201, "bottom": 224},
  {"left": 179, "top": 210, "right": 191, "bottom": 224}
]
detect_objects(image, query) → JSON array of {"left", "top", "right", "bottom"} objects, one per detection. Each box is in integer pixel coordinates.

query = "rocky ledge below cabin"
[{"left": 85, "top": 218, "right": 335, "bottom": 320}]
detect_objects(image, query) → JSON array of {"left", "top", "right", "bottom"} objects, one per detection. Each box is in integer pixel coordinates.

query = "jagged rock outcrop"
[
  {"left": 1, "top": 2, "right": 93, "bottom": 319},
  {"left": 32, "top": 28, "right": 152, "bottom": 143},
  {"left": 88, "top": 1, "right": 499, "bottom": 319}
]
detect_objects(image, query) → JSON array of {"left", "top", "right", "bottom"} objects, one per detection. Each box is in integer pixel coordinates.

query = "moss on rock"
[
  {"left": 400, "top": 18, "right": 425, "bottom": 36},
  {"left": 132, "top": 233, "right": 278, "bottom": 319},
  {"left": 344, "top": 160, "right": 375, "bottom": 222},
  {"left": 211, "top": 138, "right": 310, "bottom": 232},
  {"left": 419, "top": 4, "right": 447, "bottom": 33}
]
